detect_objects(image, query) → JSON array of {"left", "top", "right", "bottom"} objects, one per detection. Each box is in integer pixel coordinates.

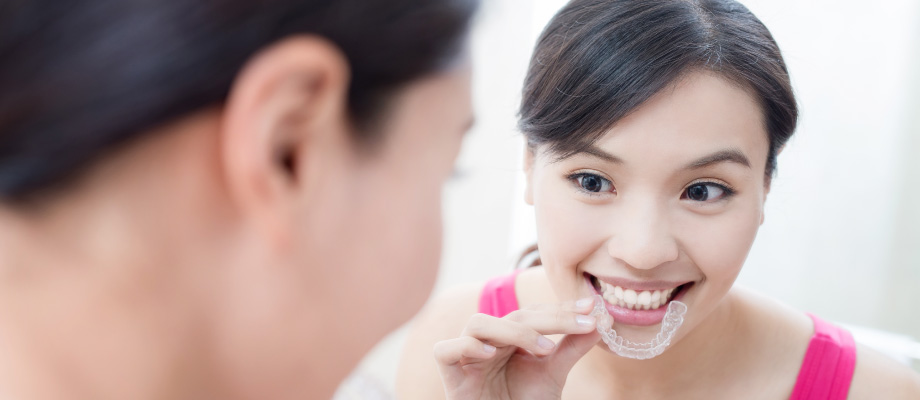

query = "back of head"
[
  {"left": 0, "top": 1, "right": 479, "bottom": 398},
  {"left": 519, "top": 0, "right": 797, "bottom": 178},
  {"left": 0, "top": 0, "right": 477, "bottom": 201}
]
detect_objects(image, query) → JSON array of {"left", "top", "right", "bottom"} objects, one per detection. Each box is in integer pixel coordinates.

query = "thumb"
[{"left": 548, "top": 330, "right": 602, "bottom": 377}]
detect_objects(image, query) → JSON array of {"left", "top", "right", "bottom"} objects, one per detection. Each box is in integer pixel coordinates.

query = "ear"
[
  {"left": 523, "top": 144, "right": 536, "bottom": 205},
  {"left": 220, "top": 35, "right": 351, "bottom": 250}
]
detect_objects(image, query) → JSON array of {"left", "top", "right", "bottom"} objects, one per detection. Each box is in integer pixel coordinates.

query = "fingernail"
[
  {"left": 483, "top": 344, "right": 496, "bottom": 353},
  {"left": 575, "top": 297, "right": 594, "bottom": 308},
  {"left": 576, "top": 315, "right": 595, "bottom": 326},
  {"left": 537, "top": 336, "right": 555, "bottom": 350}
]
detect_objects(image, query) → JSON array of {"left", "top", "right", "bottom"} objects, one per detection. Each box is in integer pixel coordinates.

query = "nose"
[{"left": 605, "top": 198, "right": 679, "bottom": 270}]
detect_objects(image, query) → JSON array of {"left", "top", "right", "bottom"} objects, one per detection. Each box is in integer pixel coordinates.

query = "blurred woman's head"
[
  {"left": 518, "top": 0, "right": 796, "bottom": 350},
  {"left": 0, "top": 0, "right": 477, "bottom": 398},
  {"left": 0, "top": 0, "right": 477, "bottom": 198}
]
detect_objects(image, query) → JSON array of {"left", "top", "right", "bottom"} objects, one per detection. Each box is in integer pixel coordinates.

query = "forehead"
[{"left": 571, "top": 71, "right": 769, "bottom": 171}]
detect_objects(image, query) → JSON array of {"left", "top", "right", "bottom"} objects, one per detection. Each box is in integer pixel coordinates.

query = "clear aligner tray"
[{"left": 590, "top": 294, "right": 687, "bottom": 360}]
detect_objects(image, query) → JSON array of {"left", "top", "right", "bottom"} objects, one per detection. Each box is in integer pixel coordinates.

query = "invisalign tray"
[{"left": 590, "top": 294, "right": 688, "bottom": 360}]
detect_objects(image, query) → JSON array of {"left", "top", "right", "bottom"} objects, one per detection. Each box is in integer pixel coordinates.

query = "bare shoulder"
[
  {"left": 725, "top": 286, "right": 814, "bottom": 397},
  {"left": 731, "top": 286, "right": 920, "bottom": 399},
  {"left": 394, "top": 281, "right": 484, "bottom": 400},
  {"left": 848, "top": 344, "right": 920, "bottom": 399}
]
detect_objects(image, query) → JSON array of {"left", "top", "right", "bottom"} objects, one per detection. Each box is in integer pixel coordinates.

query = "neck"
[
  {"left": 211, "top": 246, "right": 375, "bottom": 400},
  {"left": 0, "top": 115, "right": 232, "bottom": 399},
  {"left": 0, "top": 216, "right": 217, "bottom": 400}
]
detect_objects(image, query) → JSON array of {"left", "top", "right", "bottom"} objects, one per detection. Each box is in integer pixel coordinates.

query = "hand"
[{"left": 433, "top": 297, "right": 601, "bottom": 400}]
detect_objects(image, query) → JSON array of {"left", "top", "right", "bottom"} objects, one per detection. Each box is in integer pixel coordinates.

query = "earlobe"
[
  {"left": 523, "top": 145, "right": 535, "bottom": 205},
  {"left": 219, "top": 35, "right": 351, "bottom": 249}
]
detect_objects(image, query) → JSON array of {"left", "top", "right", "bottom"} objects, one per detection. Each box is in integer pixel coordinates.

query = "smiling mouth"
[{"left": 586, "top": 273, "right": 693, "bottom": 311}]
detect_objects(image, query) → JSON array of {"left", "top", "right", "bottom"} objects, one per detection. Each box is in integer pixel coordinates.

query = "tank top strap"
[
  {"left": 789, "top": 313, "right": 857, "bottom": 400},
  {"left": 477, "top": 269, "right": 524, "bottom": 318}
]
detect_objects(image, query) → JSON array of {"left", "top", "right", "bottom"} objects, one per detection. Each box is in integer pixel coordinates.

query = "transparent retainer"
[{"left": 589, "top": 294, "right": 688, "bottom": 360}]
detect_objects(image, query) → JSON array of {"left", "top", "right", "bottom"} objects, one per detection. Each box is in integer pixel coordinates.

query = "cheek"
[
  {"left": 370, "top": 134, "right": 456, "bottom": 320},
  {"left": 319, "top": 150, "right": 446, "bottom": 330},
  {"left": 375, "top": 170, "right": 443, "bottom": 313},
  {"left": 329, "top": 174, "right": 442, "bottom": 336},
  {"left": 677, "top": 199, "right": 763, "bottom": 289},
  {"left": 533, "top": 176, "right": 608, "bottom": 294},
  {"left": 397, "top": 188, "right": 443, "bottom": 291}
]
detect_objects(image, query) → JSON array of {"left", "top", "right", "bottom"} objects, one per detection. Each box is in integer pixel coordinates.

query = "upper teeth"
[{"left": 599, "top": 281, "right": 677, "bottom": 310}]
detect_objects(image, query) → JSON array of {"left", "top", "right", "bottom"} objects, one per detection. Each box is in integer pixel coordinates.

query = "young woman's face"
[{"left": 526, "top": 71, "right": 770, "bottom": 343}]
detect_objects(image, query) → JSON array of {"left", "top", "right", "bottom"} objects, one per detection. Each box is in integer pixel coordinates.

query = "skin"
[
  {"left": 0, "top": 35, "right": 473, "bottom": 400},
  {"left": 397, "top": 71, "right": 920, "bottom": 399}
]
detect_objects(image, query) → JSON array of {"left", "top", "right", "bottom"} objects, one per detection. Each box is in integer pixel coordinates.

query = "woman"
[
  {"left": 396, "top": 0, "right": 920, "bottom": 398},
  {"left": 0, "top": 0, "right": 477, "bottom": 398}
]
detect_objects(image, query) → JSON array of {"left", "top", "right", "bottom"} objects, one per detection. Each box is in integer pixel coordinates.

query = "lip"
[
  {"left": 588, "top": 273, "right": 692, "bottom": 292},
  {"left": 583, "top": 273, "right": 694, "bottom": 327}
]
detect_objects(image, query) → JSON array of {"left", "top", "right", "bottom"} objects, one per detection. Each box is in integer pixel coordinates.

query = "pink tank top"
[{"left": 477, "top": 270, "right": 857, "bottom": 399}]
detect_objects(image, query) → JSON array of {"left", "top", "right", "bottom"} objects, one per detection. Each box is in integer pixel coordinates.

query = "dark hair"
[
  {"left": 0, "top": 0, "right": 478, "bottom": 200},
  {"left": 519, "top": 0, "right": 797, "bottom": 179}
]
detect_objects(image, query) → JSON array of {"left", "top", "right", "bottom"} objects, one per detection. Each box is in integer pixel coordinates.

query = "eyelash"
[
  {"left": 681, "top": 180, "right": 737, "bottom": 203},
  {"left": 566, "top": 173, "right": 738, "bottom": 202},
  {"left": 567, "top": 172, "right": 615, "bottom": 197}
]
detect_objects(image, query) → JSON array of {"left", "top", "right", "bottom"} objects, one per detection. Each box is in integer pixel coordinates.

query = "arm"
[
  {"left": 848, "top": 344, "right": 920, "bottom": 399},
  {"left": 396, "top": 283, "right": 482, "bottom": 400}
]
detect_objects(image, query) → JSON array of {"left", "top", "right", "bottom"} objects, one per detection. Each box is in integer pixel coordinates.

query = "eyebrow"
[
  {"left": 569, "top": 145, "right": 751, "bottom": 170},
  {"left": 577, "top": 146, "right": 623, "bottom": 164},
  {"left": 684, "top": 148, "right": 751, "bottom": 170}
]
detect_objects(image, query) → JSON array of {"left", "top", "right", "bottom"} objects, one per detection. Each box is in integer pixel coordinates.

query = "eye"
[
  {"left": 571, "top": 173, "right": 614, "bottom": 194},
  {"left": 682, "top": 182, "right": 733, "bottom": 202}
]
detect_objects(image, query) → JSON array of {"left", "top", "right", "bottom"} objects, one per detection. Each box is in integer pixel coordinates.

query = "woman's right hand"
[{"left": 433, "top": 297, "right": 601, "bottom": 400}]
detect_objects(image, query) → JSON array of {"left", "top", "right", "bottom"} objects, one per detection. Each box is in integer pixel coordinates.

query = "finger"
[
  {"left": 433, "top": 336, "right": 498, "bottom": 366},
  {"left": 461, "top": 313, "right": 561, "bottom": 355},
  {"left": 503, "top": 307, "right": 597, "bottom": 336},
  {"left": 433, "top": 337, "right": 498, "bottom": 389},
  {"left": 523, "top": 296, "right": 597, "bottom": 315},
  {"left": 548, "top": 330, "right": 603, "bottom": 377}
]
